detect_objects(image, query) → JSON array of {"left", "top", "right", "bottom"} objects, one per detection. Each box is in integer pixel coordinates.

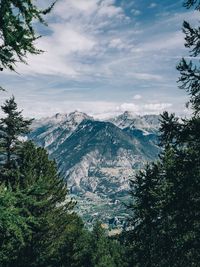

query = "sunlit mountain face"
[{"left": 29, "top": 111, "right": 161, "bottom": 227}]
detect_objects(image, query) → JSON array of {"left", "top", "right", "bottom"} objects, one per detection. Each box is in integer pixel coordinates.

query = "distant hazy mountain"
[
  {"left": 109, "top": 111, "right": 160, "bottom": 132},
  {"left": 29, "top": 111, "right": 160, "bottom": 227}
]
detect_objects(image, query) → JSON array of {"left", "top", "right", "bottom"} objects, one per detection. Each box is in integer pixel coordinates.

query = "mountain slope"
[
  {"left": 109, "top": 111, "right": 160, "bottom": 133},
  {"left": 30, "top": 111, "right": 92, "bottom": 152},
  {"left": 30, "top": 111, "right": 160, "bottom": 226}
]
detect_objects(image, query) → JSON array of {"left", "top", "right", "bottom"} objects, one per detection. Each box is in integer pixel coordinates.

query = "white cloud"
[
  {"left": 1, "top": 2, "right": 193, "bottom": 118},
  {"left": 48, "top": 24, "right": 96, "bottom": 54},
  {"left": 133, "top": 94, "right": 142, "bottom": 100},
  {"left": 98, "top": 1, "right": 124, "bottom": 18},
  {"left": 137, "top": 31, "right": 184, "bottom": 53},
  {"left": 53, "top": 0, "right": 124, "bottom": 19},
  {"left": 144, "top": 103, "right": 172, "bottom": 111},
  {"left": 68, "top": 0, "right": 98, "bottom": 13},
  {"left": 0, "top": 88, "right": 186, "bottom": 119},
  {"left": 120, "top": 103, "right": 140, "bottom": 113},
  {"left": 10, "top": 0, "right": 187, "bottom": 84},
  {"left": 17, "top": 15, "right": 97, "bottom": 76},
  {"left": 53, "top": 0, "right": 99, "bottom": 18},
  {"left": 131, "top": 72, "right": 163, "bottom": 81},
  {"left": 13, "top": 0, "right": 128, "bottom": 78},
  {"left": 149, "top": 3, "right": 157, "bottom": 8},
  {"left": 109, "top": 38, "right": 127, "bottom": 49},
  {"left": 119, "top": 102, "right": 172, "bottom": 115},
  {"left": 131, "top": 9, "right": 141, "bottom": 16}
]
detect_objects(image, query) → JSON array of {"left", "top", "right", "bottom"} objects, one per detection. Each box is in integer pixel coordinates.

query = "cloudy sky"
[{"left": 0, "top": 0, "right": 197, "bottom": 118}]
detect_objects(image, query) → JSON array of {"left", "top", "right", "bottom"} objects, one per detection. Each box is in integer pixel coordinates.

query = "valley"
[{"left": 30, "top": 111, "right": 161, "bottom": 228}]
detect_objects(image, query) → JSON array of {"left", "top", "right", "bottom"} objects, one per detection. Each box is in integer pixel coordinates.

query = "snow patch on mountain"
[{"left": 109, "top": 111, "right": 160, "bottom": 133}]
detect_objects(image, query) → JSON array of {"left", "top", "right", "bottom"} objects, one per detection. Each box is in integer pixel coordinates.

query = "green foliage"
[
  {"left": 126, "top": 1, "right": 200, "bottom": 266},
  {"left": 177, "top": 2, "right": 200, "bottom": 115},
  {"left": 0, "top": 97, "right": 128, "bottom": 267},
  {"left": 12, "top": 141, "right": 76, "bottom": 267},
  {"left": 91, "top": 222, "right": 127, "bottom": 267},
  {"left": 127, "top": 117, "right": 200, "bottom": 266},
  {"left": 0, "top": 0, "right": 55, "bottom": 72},
  {"left": 0, "top": 96, "right": 33, "bottom": 185},
  {"left": 0, "top": 86, "right": 6, "bottom": 91},
  {"left": 0, "top": 98, "right": 80, "bottom": 267},
  {"left": 159, "top": 112, "right": 181, "bottom": 147},
  {"left": 54, "top": 217, "right": 92, "bottom": 267},
  {"left": 0, "top": 138, "right": 79, "bottom": 267},
  {"left": 127, "top": 164, "right": 162, "bottom": 267},
  {"left": 0, "top": 184, "right": 34, "bottom": 267},
  {"left": 183, "top": 0, "right": 200, "bottom": 10}
]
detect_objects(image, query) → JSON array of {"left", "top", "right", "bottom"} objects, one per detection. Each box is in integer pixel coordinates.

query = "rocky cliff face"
[{"left": 29, "top": 111, "right": 160, "bottom": 227}]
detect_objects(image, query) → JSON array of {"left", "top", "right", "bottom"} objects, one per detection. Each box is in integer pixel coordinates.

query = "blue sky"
[{"left": 0, "top": 0, "right": 197, "bottom": 118}]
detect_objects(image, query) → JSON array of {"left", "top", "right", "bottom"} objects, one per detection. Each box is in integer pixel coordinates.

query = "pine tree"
[
  {"left": 0, "top": 184, "right": 35, "bottom": 267},
  {"left": 159, "top": 111, "right": 181, "bottom": 147},
  {"left": 13, "top": 141, "right": 76, "bottom": 267},
  {"left": 127, "top": 164, "right": 163, "bottom": 267},
  {"left": 177, "top": 1, "right": 200, "bottom": 115},
  {"left": 127, "top": 113, "right": 200, "bottom": 266},
  {"left": 160, "top": 0, "right": 200, "bottom": 259},
  {"left": 91, "top": 222, "right": 127, "bottom": 267},
  {"left": 172, "top": 1, "right": 200, "bottom": 263},
  {"left": 0, "top": 98, "right": 82, "bottom": 267},
  {"left": 55, "top": 217, "right": 93, "bottom": 267},
  {"left": 0, "top": 0, "right": 55, "bottom": 72},
  {"left": 0, "top": 96, "right": 32, "bottom": 186},
  {"left": 91, "top": 222, "right": 115, "bottom": 267},
  {"left": 183, "top": 0, "right": 200, "bottom": 11},
  {"left": 127, "top": 1, "right": 200, "bottom": 265}
]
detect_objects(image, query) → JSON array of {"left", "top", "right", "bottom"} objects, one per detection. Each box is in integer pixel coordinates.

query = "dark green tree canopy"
[
  {"left": 184, "top": 0, "right": 200, "bottom": 10},
  {"left": 0, "top": 96, "right": 33, "bottom": 173},
  {"left": 177, "top": 1, "right": 200, "bottom": 115},
  {"left": 127, "top": 1, "right": 200, "bottom": 266},
  {"left": 0, "top": 185, "right": 34, "bottom": 266},
  {"left": 0, "top": 0, "right": 55, "bottom": 72}
]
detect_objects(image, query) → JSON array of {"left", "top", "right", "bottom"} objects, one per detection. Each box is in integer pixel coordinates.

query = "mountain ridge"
[{"left": 29, "top": 111, "right": 161, "bottom": 226}]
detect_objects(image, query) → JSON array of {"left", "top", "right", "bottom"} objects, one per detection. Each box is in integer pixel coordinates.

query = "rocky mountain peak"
[
  {"left": 109, "top": 111, "right": 160, "bottom": 133},
  {"left": 29, "top": 111, "right": 160, "bottom": 226},
  {"left": 67, "top": 110, "right": 92, "bottom": 124},
  {"left": 121, "top": 111, "right": 135, "bottom": 119},
  {"left": 109, "top": 111, "right": 137, "bottom": 129}
]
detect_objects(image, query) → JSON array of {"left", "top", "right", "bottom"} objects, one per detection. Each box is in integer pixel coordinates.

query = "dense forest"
[{"left": 0, "top": 0, "right": 199, "bottom": 266}]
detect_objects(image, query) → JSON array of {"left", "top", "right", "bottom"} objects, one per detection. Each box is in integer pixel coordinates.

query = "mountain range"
[{"left": 29, "top": 111, "right": 161, "bottom": 228}]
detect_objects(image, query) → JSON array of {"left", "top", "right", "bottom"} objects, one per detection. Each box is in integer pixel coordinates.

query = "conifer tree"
[
  {"left": 127, "top": 1, "right": 200, "bottom": 266},
  {"left": 13, "top": 141, "right": 76, "bottom": 267},
  {"left": 0, "top": 98, "right": 80, "bottom": 267},
  {"left": 0, "top": 96, "right": 32, "bottom": 186},
  {"left": 0, "top": 184, "right": 33, "bottom": 267},
  {"left": 160, "top": 1, "right": 200, "bottom": 264},
  {"left": 91, "top": 222, "right": 115, "bottom": 267},
  {"left": 55, "top": 217, "right": 93, "bottom": 267},
  {"left": 127, "top": 164, "right": 163, "bottom": 267},
  {"left": 177, "top": 0, "right": 200, "bottom": 115},
  {"left": 0, "top": 0, "right": 55, "bottom": 72},
  {"left": 91, "top": 222, "right": 127, "bottom": 267}
]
